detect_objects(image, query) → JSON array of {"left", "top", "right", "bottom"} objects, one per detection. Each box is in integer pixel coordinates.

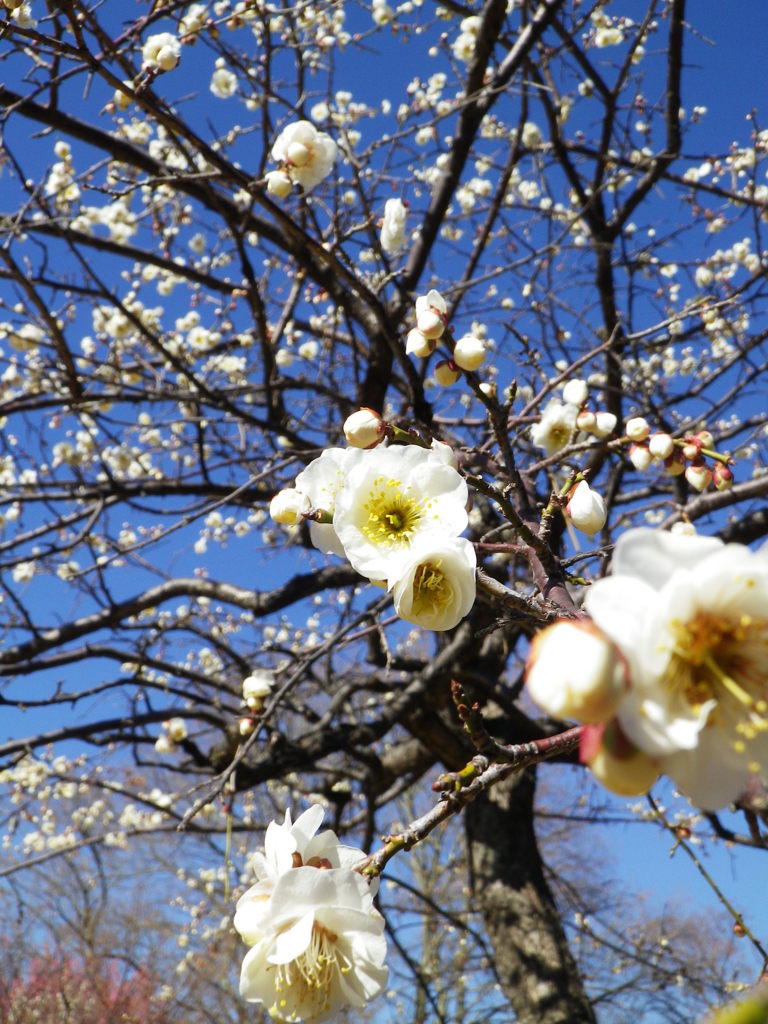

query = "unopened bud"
[
  {"left": 265, "top": 170, "right": 293, "bottom": 198},
  {"left": 479, "top": 381, "right": 497, "bottom": 399},
  {"left": 712, "top": 463, "right": 734, "bottom": 491},
  {"left": 685, "top": 461, "right": 712, "bottom": 492},
  {"left": 405, "top": 328, "right": 436, "bottom": 358},
  {"left": 648, "top": 432, "right": 674, "bottom": 459},
  {"left": 664, "top": 449, "right": 686, "bottom": 476},
  {"left": 581, "top": 720, "right": 660, "bottom": 796},
  {"left": 682, "top": 437, "right": 701, "bottom": 460},
  {"left": 453, "top": 334, "right": 487, "bottom": 371},
  {"left": 562, "top": 378, "right": 588, "bottom": 407},
  {"left": 625, "top": 416, "right": 650, "bottom": 441},
  {"left": 565, "top": 480, "right": 607, "bottom": 538},
  {"left": 269, "top": 487, "right": 311, "bottom": 525},
  {"left": 526, "top": 620, "right": 628, "bottom": 724},
  {"left": 629, "top": 443, "right": 653, "bottom": 471},
  {"left": 695, "top": 430, "right": 714, "bottom": 449},
  {"left": 343, "top": 408, "right": 386, "bottom": 449},
  {"left": 732, "top": 922, "right": 746, "bottom": 938},
  {"left": 416, "top": 308, "right": 445, "bottom": 340},
  {"left": 576, "top": 409, "right": 597, "bottom": 433},
  {"left": 434, "top": 360, "right": 460, "bottom": 386},
  {"left": 239, "top": 716, "right": 256, "bottom": 737},
  {"left": 593, "top": 411, "right": 617, "bottom": 438}
]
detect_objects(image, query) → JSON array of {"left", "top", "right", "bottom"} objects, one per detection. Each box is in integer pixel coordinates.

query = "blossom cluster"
[
  {"left": 526, "top": 528, "right": 768, "bottom": 810},
  {"left": 621, "top": 418, "right": 734, "bottom": 492},
  {"left": 234, "top": 805, "right": 387, "bottom": 1022},
  {"left": 270, "top": 432, "right": 476, "bottom": 631}
]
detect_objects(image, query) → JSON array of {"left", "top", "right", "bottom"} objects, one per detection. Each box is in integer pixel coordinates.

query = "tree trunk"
[{"left": 465, "top": 768, "right": 596, "bottom": 1024}]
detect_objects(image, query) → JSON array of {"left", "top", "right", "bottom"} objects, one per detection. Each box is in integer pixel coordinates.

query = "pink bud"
[
  {"left": 712, "top": 463, "right": 734, "bottom": 491},
  {"left": 695, "top": 430, "right": 714, "bottom": 449}
]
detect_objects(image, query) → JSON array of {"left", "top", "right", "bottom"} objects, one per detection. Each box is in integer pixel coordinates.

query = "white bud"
[
  {"left": 243, "top": 670, "right": 274, "bottom": 706},
  {"left": 416, "top": 308, "right": 444, "bottom": 340},
  {"left": 593, "top": 411, "right": 617, "bottom": 438},
  {"left": 405, "top": 328, "right": 435, "bottom": 358},
  {"left": 685, "top": 463, "right": 712, "bottom": 492},
  {"left": 265, "top": 170, "right": 293, "bottom": 198},
  {"left": 433, "top": 360, "right": 460, "bottom": 386},
  {"left": 565, "top": 480, "right": 607, "bottom": 538},
  {"left": 648, "top": 432, "right": 674, "bottom": 459},
  {"left": 576, "top": 409, "right": 597, "bottom": 433},
  {"left": 343, "top": 408, "right": 385, "bottom": 449},
  {"left": 269, "top": 488, "right": 311, "bottom": 524},
  {"left": 453, "top": 334, "right": 487, "bottom": 371},
  {"left": 154, "top": 734, "right": 177, "bottom": 755},
  {"left": 628, "top": 443, "right": 653, "bottom": 471},
  {"left": 526, "top": 620, "right": 628, "bottom": 724},
  {"left": 562, "top": 378, "right": 588, "bottom": 407},
  {"left": 625, "top": 416, "right": 650, "bottom": 441},
  {"left": 239, "top": 717, "right": 256, "bottom": 737}
]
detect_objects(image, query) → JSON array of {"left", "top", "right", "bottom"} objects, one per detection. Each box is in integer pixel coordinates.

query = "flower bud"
[
  {"left": 712, "top": 463, "right": 734, "bottom": 491},
  {"left": 286, "top": 141, "right": 311, "bottom": 166},
  {"left": 157, "top": 45, "right": 180, "bottom": 71},
  {"left": 405, "top": 328, "right": 435, "bottom": 358},
  {"left": 580, "top": 720, "right": 660, "bottom": 796},
  {"left": 114, "top": 82, "right": 133, "bottom": 110},
  {"left": 685, "top": 461, "right": 713, "bottom": 492},
  {"left": 565, "top": 480, "right": 607, "bottom": 538},
  {"left": 526, "top": 620, "right": 628, "bottom": 724},
  {"left": 479, "top": 381, "right": 497, "bottom": 399},
  {"left": 628, "top": 443, "right": 652, "bottom": 471},
  {"left": 682, "top": 437, "right": 701, "bottom": 460},
  {"left": 593, "top": 411, "right": 617, "bottom": 438},
  {"left": 695, "top": 430, "right": 714, "bottom": 449},
  {"left": 563, "top": 378, "right": 588, "bottom": 407},
  {"left": 664, "top": 449, "right": 686, "bottom": 476},
  {"left": 265, "top": 170, "right": 293, "bottom": 198},
  {"left": 648, "top": 432, "right": 674, "bottom": 459},
  {"left": 453, "top": 334, "right": 486, "bottom": 371},
  {"left": 269, "top": 487, "right": 311, "bottom": 524},
  {"left": 416, "top": 308, "right": 445, "bottom": 340},
  {"left": 239, "top": 716, "right": 256, "bottom": 737},
  {"left": 154, "top": 734, "right": 177, "bottom": 755},
  {"left": 576, "top": 409, "right": 597, "bottom": 433},
  {"left": 434, "top": 360, "right": 460, "bottom": 386},
  {"left": 343, "top": 408, "right": 386, "bottom": 449},
  {"left": 625, "top": 416, "right": 650, "bottom": 441}
]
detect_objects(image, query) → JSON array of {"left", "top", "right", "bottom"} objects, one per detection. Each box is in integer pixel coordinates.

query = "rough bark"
[{"left": 465, "top": 769, "right": 597, "bottom": 1024}]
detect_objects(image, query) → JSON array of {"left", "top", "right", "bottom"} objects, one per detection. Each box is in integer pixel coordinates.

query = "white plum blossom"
[
  {"left": 565, "top": 480, "right": 607, "bottom": 538},
  {"left": 391, "top": 537, "right": 476, "bottom": 631},
  {"left": 165, "top": 718, "right": 187, "bottom": 743},
  {"left": 333, "top": 444, "right": 468, "bottom": 583},
  {"left": 271, "top": 121, "right": 338, "bottom": 193},
  {"left": 405, "top": 328, "right": 435, "bottom": 358},
  {"left": 380, "top": 198, "right": 407, "bottom": 253},
  {"left": 142, "top": 32, "right": 181, "bottom": 71},
  {"left": 584, "top": 528, "right": 768, "bottom": 809},
  {"left": 414, "top": 289, "right": 447, "bottom": 340},
  {"left": 243, "top": 670, "right": 274, "bottom": 709},
  {"left": 294, "top": 447, "right": 364, "bottom": 557},
  {"left": 234, "top": 806, "right": 387, "bottom": 1022},
  {"left": 530, "top": 400, "right": 577, "bottom": 456},
  {"left": 562, "top": 378, "right": 588, "bottom": 407},
  {"left": 210, "top": 59, "right": 237, "bottom": 98},
  {"left": 526, "top": 620, "right": 629, "bottom": 724}
]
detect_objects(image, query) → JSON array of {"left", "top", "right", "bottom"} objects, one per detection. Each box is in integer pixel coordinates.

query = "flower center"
[
  {"left": 412, "top": 561, "right": 451, "bottom": 618},
  {"left": 362, "top": 476, "right": 425, "bottom": 548},
  {"left": 268, "top": 923, "right": 349, "bottom": 1022},
  {"left": 668, "top": 611, "right": 768, "bottom": 764}
]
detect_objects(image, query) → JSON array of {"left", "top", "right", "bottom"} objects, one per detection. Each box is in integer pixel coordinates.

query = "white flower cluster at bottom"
[{"left": 234, "top": 806, "right": 387, "bottom": 1022}]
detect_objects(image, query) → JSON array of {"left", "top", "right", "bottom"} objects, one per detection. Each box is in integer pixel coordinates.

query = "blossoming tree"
[{"left": 2, "top": 0, "right": 768, "bottom": 1021}]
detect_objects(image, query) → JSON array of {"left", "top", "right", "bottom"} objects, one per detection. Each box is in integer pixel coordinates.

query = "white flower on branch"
[
  {"left": 584, "top": 528, "right": 768, "bottom": 809},
  {"left": 271, "top": 120, "right": 338, "bottom": 193},
  {"left": 391, "top": 537, "right": 476, "bottom": 631},
  {"left": 380, "top": 197, "right": 407, "bottom": 253},
  {"left": 530, "top": 400, "right": 577, "bottom": 456},
  {"left": 333, "top": 445, "right": 468, "bottom": 582},
  {"left": 234, "top": 806, "right": 387, "bottom": 1021},
  {"left": 294, "top": 447, "right": 364, "bottom": 557},
  {"left": 142, "top": 32, "right": 181, "bottom": 72}
]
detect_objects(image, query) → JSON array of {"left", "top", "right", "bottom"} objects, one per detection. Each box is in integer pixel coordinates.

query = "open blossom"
[
  {"left": 530, "top": 400, "right": 577, "bottom": 456},
  {"left": 526, "top": 620, "right": 629, "bottom": 724},
  {"left": 565, "top": 480, "right": 607, "bottom": 538},
  {"left": 243, "top": 670, "right": 274, "bottom": 709},
  {"left": 391, "top": 537, "right": 476, "bottom": 631},
  {"left": 210, "top": 59, "right": 237, "bottom": 98},
  {"left": 234, "top": 806, "right": 387, "bottom": 1021},
  {"left": 333, "top": 444, "right": 468, "bottom": 583},
  {"left": 294, "top": 447, "right": 364, "bottom": 557},
  {"left": 380, "top": 198, "right": 407, "bottom": 253},
  {"left": 584, "top": 528, "right": 768, "bottom": 809},
  {"left": 142, "top": 32, "right": 181, "bottom": 71},
  {"left": 271, "top": 121, "right": 337, "bottom": 193}
]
